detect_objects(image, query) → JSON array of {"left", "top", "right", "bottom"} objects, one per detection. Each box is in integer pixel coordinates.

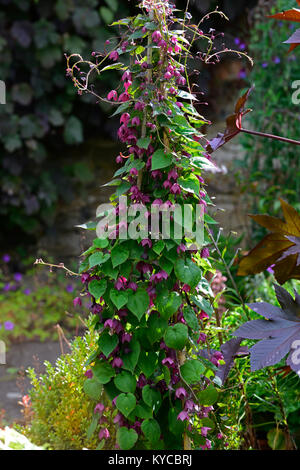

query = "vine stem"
[
  {"left": 236, "top": 116, "right": 300, "bottom": 146},
  {"left": 34, "top": 258, "right": 80, "bottom": 277},
  {"left": 137, "top": 10, "right": 154, "bottom": 190}
]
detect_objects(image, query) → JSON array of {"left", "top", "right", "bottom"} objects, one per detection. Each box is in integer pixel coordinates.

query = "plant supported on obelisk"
[{"left": 66, "top": 0, "right": 250, "bottom": 450}]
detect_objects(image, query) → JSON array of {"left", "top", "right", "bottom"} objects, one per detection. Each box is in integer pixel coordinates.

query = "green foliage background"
[{"left": 238, "top": 0, "right": 300, "bottom": 241}]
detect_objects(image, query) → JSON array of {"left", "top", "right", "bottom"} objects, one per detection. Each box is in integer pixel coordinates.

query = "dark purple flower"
[
  {"left": 152, "top": 30, "right": 162, "bottom": 43},
  {"left": 73, "top": 297, "right": 82, "bottom": 307},
  {"left": 119, "top": 92, "right": 130, "bottom": 103},
  {"left": 177, "top": 410, "right": 189, "bottom": 421},
  {"left": 170, "top": 183, "right": 181, "bottom": 195},
  {"left": 112, "top": 357, "right": 123, "bottom": 368},
  {"left": 197, "top": 333, "right": 207, "bottom": 344},
  {"left": 175, "top": 387, "right": 187, "bottom": 400},
  {"left": 66, "top": 284, "right": 74, "bottom": 293},
  {"left": 201, "top": 247, "right": 210, "bottom": 259},
  {"left": 109, "top": 50, "right": 119, "bottom": 61},
  {"left": 85, "top": 369, "right": 93, "bottom": 379},
  {"left": 94, "top": 403, "right": 105, "bottom": 414},
  {"left": 127, "top": 282, "right": 137, "bottom": 291},
  {"left": 23, "top": 288, "right": 31, "bottom": 295},
  {"left": 99, "top": 428, "right": 110, "bottom": 440},
  {"left": 121, "top": 332, "right": 132, "bottom": 344},
  {"left": 3, "top": 254, "right": 10, "bottom": 263},
  {"left": 107, "top": 90, "right": 118, "bottom": 101}
]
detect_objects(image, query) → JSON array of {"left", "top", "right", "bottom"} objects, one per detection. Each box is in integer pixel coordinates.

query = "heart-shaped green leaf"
[
  {"left": 157, "top": 290, "right": 182, "bottom": 320},
  {"left": 89, "top": 252, "right": 110, "bottom": 268},
  {"left": 110, "top": 288, "right": 128, "bottom": 309},
  {"left": 111, "top": 245, "right": 129, "bottom": 268},
  {"left": 147, "top": 313, "right": 168, "bottom": 344},
  {"left": 117, "top": 427, "right": 138, "bottom": 450},
  {"left": 141, "top": 418, "right": 161, "bottom": 444},
  {"left": 183, "top": 306, "right": 199, "bottom": 331},
  {"left": 116, "top": 392, "right": 136, "bottom": 418},
  {"left": 88, "top": 279, "right": 107, "bottom": 300},
  {"left": 164, "top": 323, "right": 188, "bottom": 350},
  {"left": 127, "top": 288, "right": 149, "bottom": 321},
  {"left": 197, "top": 384, "right": 219, "bottom": 406},
  {"left": 122, "top": 338, "right": 140, "bottom": 373},
  {"left": 174, "top": 258, "right": 202, "bottom": 289},
  {"left": 114, "top": 371, "right": 136, "bottom": 393},
  {"left": 180, "top": 359, "right": 205, "bottom": 384},
  {"left": 142, "top": 385, "right": 161, "bottom": 411},
  {"left": 99, "top": 331, "right": 118, "bottom": 358},
  {"left": 151, "top": 149, "right": 173, "bottom": 170},
  {"left": 138, "top": 351, "right": 158, "bottom": 378},
  {"left": 83, "top": 378, "right": 102, "bottom": 401},
  {"left": 92, "top": 361, "right": 115, "bottom": 384}
]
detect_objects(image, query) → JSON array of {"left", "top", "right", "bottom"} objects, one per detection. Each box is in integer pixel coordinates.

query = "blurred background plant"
[
  {"left": 0, "top": 0, "right": 131, "bottom": 244},
  {"left": 237, "top": 0, "right": 300, "bottom": 243},
  {"left": 0, "top": 251, "right": 84, "bottom": 345}
]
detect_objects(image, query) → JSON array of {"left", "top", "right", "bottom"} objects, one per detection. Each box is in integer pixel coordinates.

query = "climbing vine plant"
[{"left": 65, "top": 0, "right": 251, "bottom": 450}]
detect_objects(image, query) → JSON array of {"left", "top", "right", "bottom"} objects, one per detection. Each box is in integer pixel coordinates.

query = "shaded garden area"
[{"left": 0, "top": 0, "right": 299, "bottom": 453}]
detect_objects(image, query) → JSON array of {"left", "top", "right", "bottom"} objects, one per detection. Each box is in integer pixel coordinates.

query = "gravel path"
[{"left": 0, "top": 341, "right": 62, "bottom": 424}]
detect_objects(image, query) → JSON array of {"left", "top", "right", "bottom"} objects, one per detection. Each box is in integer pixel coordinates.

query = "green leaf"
[
  {"left": 116, "top": 393, "right": 136, "bottom": 418},
  {"left": 156, "top": 290, "right": 182, "bottom": 320},
  {"left": 191, "top": 295, "right": 214, "bottom": 317},
  {"left": 141, "top": 419, "right": 161, "bottom": 444},
  {"left": 151, "top": 149, "right": 173, "bottom": 170},
  {"left": 267, "top": 428, "right": 286, "bottom": 450},
  {"left": 174, "top": 258, "right": 202, "bottom": 289},
  {"left": 183, "top": 306, "right": 199, "bottom": 332},
  {"left": 153, "top": 240, "right": 165, "bottom": 255},
  {"left": 99, "top": 6, "right": 114, "bottom": 24},
  {"left": 111, "top": 245, "right": 129, "bottom": 268},
  {"left": 63, "top": 116, "right": 83, "bottom": 145},
  {"left": 138, "top": 351, "right": 158, "bottom": 378},
  {"left": 201, "top": 417, "right": 215, "bottom": 431},
  {"left": 93, "top": 238, "right": 109, "bottom": 249},
  {"left": 110, "top": 289, "right": 129, "bottom": 309},
  {"left": 135, "top": 403, "right": 153, "bottom": 419},
  {"left": 137, "top": 137, "right": 151, "bottom": 149},
  {"left": 83, "top": 378, "right": 102, "bottom": 401},
  {"left": 158, "top": 257, "right": 173, "bottom": 275},
  {"left": 104, "top": 0, "right": 118, "bottom": 12},
  {"left": 147, "top": 314, "right": 168, "bottom": 344},
  {"left": 178, "top": 174, "right": 200, "bottom": 195},
  {"left": 99, "top": 331, "right": 118, "bottom": 358},
  {"left": 116, "top": 181, "right": 131, "bottom": 197},
  {"left": 127, "top": 288, "right": 149, "bottom": 321},
  {"left": 101, "top": 260, "right": 119, "bottom": 280},
  {"left": 88, "top": 279, "right": 107, "bottom": 300},
  {"left": 87, "top": 413, "right": 99, "bottom": 439},
  {"left": 114, "top": 371, "right": 136, "bottom": 394},
  {"left": 117, "top": 427, "right": 138, "bottom": 450},
  {"left": 89, "top": 252, "right": 110, "bottom": 268},
  {"left": 142, "top": 385, "right": 161, "bottom": 410},
  {"left": 92, "top": 361, "right": 115, "bottom": 384},
  {"left": 122, "top": 339, "right": 140, "bottom": 373},
  {"left": 180, "top": 360, "right": 205, "bottom": 384},
  {"left": 164, "top": 324, "right": 188, "bottom": 350},
  {"left": 197, "top": 384, "right": 219, "bottom": 406}
]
